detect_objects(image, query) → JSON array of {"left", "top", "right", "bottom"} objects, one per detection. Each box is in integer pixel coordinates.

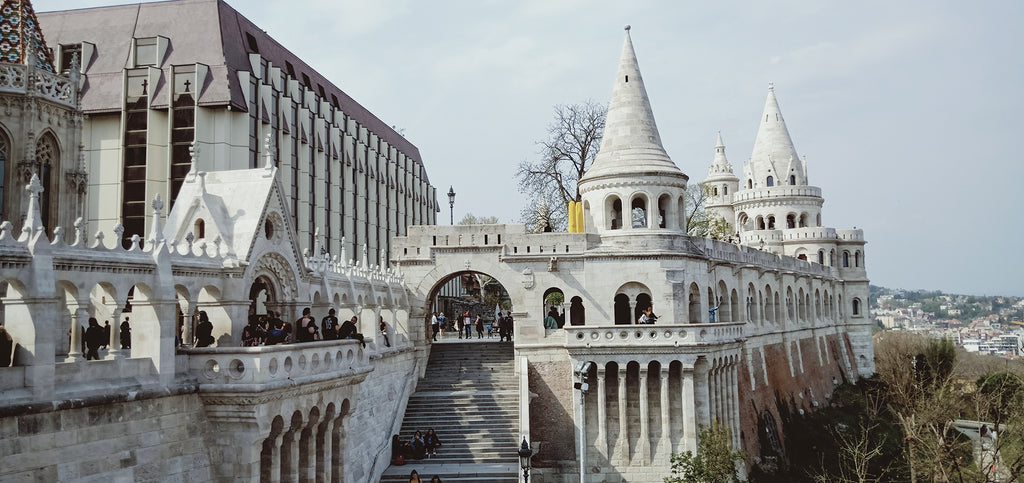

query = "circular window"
[{"left": 264, "top": 218, "right": 275, "bottom": 239}]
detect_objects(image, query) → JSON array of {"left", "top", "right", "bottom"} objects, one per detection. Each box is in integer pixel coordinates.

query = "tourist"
[
  {"left": 84, "top": 318, "right": 105, "bottom": 360},
  {"left": 637, "top": 306, "right": 652, "bottom": 324},
  {"left": 455, "top": 313, "right": 464, "bottom": 339},
  {"left": 430, "top": 476, "right": 442, "bottom": 483},
  {"left": 338, "top": 316, "right": 366, "bottom": 348},
  {"left": 195, "top": 311, "right": 215, "bottom": 347},
  {"left": 410, "top": 431, "right": 427, "bottom": 460},
  {"left": 101, "top": 320, "right": 110, "bottom": 350},
  {"left": 424, "top": 428, "right": 442, "bottom": 457},
  {"left": 438, "top": 312, "right": 447, "bottom": 337},
  {"left": 295, "top": 307, "right": 318, "bottom": 342},
  {"left": 544, "top": 307, "right": 559, "bottom": 329},
  {"left": 265, "top": 318, "right": 287, "bottom": 345},
  {"left": 0, "top": 325, "right": 13, "bottom": 367},
  {"left": 463, "top": 311, "right": 472, "bottom": 340},
  {"left": 475, "top": 315, "right": 484, "bottom": 339},
  {"left": 507, "top": 314, "right": 514, "bottom": 341},
  {"left": 408, "top": 469, "right": 423, "bottom": 483},
  {"left": 379, "top": 316, "right": 391, "bottom": 347},
  {"left": 430, "top": 312, "right": 439, "bottom": 342},
  {"left": 119, "top": 317, "right": 132, "bottom": 349},
  {"left": 391, "top": 434, "right": 410, "bottom": 464},
  {"left": 242, "top": 315, "right": 263, "bottom": 347},
  {"left": 322, "top": 309, "right": 339, "bottom": 340}
]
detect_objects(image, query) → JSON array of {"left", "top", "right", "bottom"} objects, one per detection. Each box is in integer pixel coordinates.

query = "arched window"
[
  {"left": 613, "top": 293, "right": 631, "bottom": 325},
  {"left": 767, "top": 216, "right": 776, "bottom": 230},
  {"left": 36, "top": 133, "right": 60, "bottom": 230},
  {"left": 799, "top": 213, "right": 807, "bottom": 228},
  {"left": 658, "top": 194, "right": 670, "bottom": 229},
  {"left": 688, "top": 283, "right": 701, "bottom": 323},
  {"left": 817, "top": 250, "right": 824, "bottom": 265},
  {"left": 766, "top": 176, "right": 774, "bottom": 187},
  {"left": 797, "top": 254, "right": 807, "bottom": 261},
  {"left": 543, "top": 287, "right": 565, "bottom": 328},
  {"left": 816, "top": 213, "right": 821, "bottom": 226},
  {"left": 722, "top": 185, "right": 728, "bottom": 195},
  {"left": 852, "top": 298, "right": 861, "bottom": 316},
  {"left": 829, "top": 249, "right": 835, "bottom": 266},
  {"left": 609, "top": 197, "right": 622, "bottom": 230},
  {"left": 756, "top": 216, "right": 765, "bottom": 230},
  {"left": 855, "top": 251, "right": 861, "bottom": 267},
  {"left": 631, "top": 197, "right": 647, "bottom": 228},
  {"left": 786, "top": 214, "right": 795, "bottom": 229},
  {"left": 789, "top": 175, "right": 796, "bottom": 185},
  {"left": 634, "top": 293, "right": 652, "bottom": 323},
  {"left": 195, "top": 219, "right": 206, "bottom": 239},
  {"left": 747, "top": 179, "right": 753, "bottom": 189},
  {"left": 569, "top": 296, "right": 585, "bottom": 326},
  {"left": 842, "top": 251, "right": 850, "bottom": 267},
  {"left": 712, "top": 186, "right": 719, "bottom": 196}
]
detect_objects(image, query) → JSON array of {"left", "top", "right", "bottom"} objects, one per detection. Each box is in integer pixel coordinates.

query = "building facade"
[{"left": 38, "top": 0, "right": 438, "bottom": 262}]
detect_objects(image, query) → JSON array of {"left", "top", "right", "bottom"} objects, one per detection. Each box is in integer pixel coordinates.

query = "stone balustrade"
[
  {"left": 182, "top": 340, "right": 369, "bottom": 388},
  {"left": 0, "top": 64, "right": 76, "bottom": 108},
  {"left": 565, "top": 322, "right": 745, "bottom": 349}
]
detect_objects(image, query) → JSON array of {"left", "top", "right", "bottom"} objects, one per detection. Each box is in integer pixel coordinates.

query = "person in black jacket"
[
  {"left": 195, "top": 311, "right": 214, "bottom": 347},
  {"left": 84, "top": 318, "right": 105, "bottom": 360},
  {"left": 338, "top": 316, "right": 365, "bottom": 348}
]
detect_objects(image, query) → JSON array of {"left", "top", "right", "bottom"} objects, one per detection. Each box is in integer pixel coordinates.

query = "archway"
[
  {"left": 249, "top": 275, "right": 277, "bottom": 316},
  {"left": 542, "top": 287, "right": 565, "bottom": 328},
  {"left": 426, "top": 270, "right": 513, "bottom": 339}
]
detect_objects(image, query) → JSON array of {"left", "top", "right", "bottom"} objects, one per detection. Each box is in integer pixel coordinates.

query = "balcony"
[
  {"left": 182, "top": 340, "right": 370, "bottom": 391},
  {"left": 0, "top": 64, "right": 76, "bottom": 108},
  {"left": 565, "top": 322, "right": 745, "bottom": 350}
]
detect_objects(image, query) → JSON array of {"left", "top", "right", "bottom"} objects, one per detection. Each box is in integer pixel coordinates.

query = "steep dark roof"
[{"left": 38, "top": 0, "right": 422, "bottom": 167}]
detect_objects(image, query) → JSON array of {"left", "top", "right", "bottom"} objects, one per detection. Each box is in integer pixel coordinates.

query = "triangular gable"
[{"left": 331, "top": 144, "right": 338, "bottom": 160}]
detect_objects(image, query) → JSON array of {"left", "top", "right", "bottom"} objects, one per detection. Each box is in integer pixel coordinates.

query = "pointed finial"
[
  {"left": 187, "top": 142, "right": 199, "bottom": 180},
  {"left": 768, "top": 82, "right": 774, "bottom": 91},
  {"left": 263, "top": 133, "right": 275, "bottom": 170},
  {"left": 148, "top": 194, "right": 165, "bottom": 245},
  {"left": 624, "top": 24, "right": 631, "bottom": 31},
  {"left": 22, "top": 173, "right": 46, "bottom": 237}
]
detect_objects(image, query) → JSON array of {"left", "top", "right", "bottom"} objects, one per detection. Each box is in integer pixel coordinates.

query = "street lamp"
[
  {"left": 447, "top": 186, "right": 456, "bottom": 225},
  {"left": 518, "top": 437, "right": 533, "bottom": 482}
]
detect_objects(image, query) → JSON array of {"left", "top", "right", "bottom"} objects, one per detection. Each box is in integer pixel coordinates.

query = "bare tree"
[
  {"left": 684, "top": 182, "right": 733, "bottom": 239},
  {"left": 458, "top": 213, "right": 499, "bottom": 225},
  {"left": 516, "top": 101, "right": 606, "bottom": 231}
]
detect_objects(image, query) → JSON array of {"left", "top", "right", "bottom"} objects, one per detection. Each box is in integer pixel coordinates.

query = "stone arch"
[
  {"left": 569, "top": 295, "right": 585, "bottom": 326},
  {"left": 261, "top": 415, "right": 286, "bottom": 481},
  {"left": 737, "top": 212, "right": 749, "bottom": 232},
  {"left": 629, "top": 193, "right": 648, "bottom": 228},
  {"left": 676, "top": 195, "right": 685, "bottom": 230},
  {"left": 34, "top": 130, "right": 62, "bottom": 231},
  {"left": 250, "top": 251, "right": 300, "bottom": 305},
  {"left": 842, "top": 250, "right": 850, "bottom": 268},
  {"left": 280, "top": 410, "right": 305, "bottom": 481},
  {"left": 786, "top": 213, "right": 796, "bottom": 229},
  {"left": 797, "top": 287, "right": 807, "bottom": 324},
  {"left": 855, "top": 250, "right": 862, "bottom": 268},
  {"left": 613, "top": 293, "right": 630, "bottom": 325},
  {"left": 688, "top": 282, "right": 701, "bottom": 323},
  {"left": 763, "top": 285, "right": 775, "bottom": 326},
  {"left": 755, "top": 215, "right": 765, "bottom": 230},
  {"left": 786, "top": 286, "right": 795, "bottom": 323},
  {"left": 614, "top": 281, "right": 651, "bottom": 324},
  {"left": 730, "top": 288, "right": 740, "bottom": 324},
  {"left": 717, "top": 281, "right": 730, "bottom": 323},
  {"left": 543, "top": 286, "right": 565, "bottom": 328},
  {"left": 657, "top": 193, "right": 671, "bottom": 229},
  {"left": 2, "top": 278, "right": 34, "bottom": 365},
  {"left": 852, "top": 297, "right": 861, "bottom": 316},
  {"left": 606, "top": 194, "right": 623, "bottom": 230}
]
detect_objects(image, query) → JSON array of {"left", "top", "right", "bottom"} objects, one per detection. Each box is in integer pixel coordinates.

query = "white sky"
[{"left": 36, "top": 0, "right": 1024, "bottom": 297}]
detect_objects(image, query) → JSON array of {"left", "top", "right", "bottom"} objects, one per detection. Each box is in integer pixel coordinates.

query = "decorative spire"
[
  {"left": 0, "top": 0, "right": 56, "bottom": 72},
  {"left": 147, "top": 194, "right": 164, "bottom": 245},
  {"left": 580, "top": 26, "right": 685, "bottom": 184},
  {"left": 22, "top": 172, "right": 45, "bottom": 237},
  {"left": 707, "top": 132, "right": 737, "bottom": 180},
  {"left": 747, "top": 84, "right": 801, "bottom": 185},
  {"left": 186, "top": 142, "right": 198, "bottom": 180}
]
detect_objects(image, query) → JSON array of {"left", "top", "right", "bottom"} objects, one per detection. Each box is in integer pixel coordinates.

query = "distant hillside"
[{"left": 870, "top": 284, "right": 1024, "bottom": 323}]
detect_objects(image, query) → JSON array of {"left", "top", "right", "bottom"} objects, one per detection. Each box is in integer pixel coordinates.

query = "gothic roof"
[
  {"left": 581, "top": 26, "right": 686, "bottom": 184},
  {"left": 745, "top": 85, "right": 804, "bottom": 185},
  {"left": 37, "top": 0, "right": 422, "bottom": 172},
  {"left": 706, "top": 132, "right": 738, "bottom": 182},
  {"left": 0, "top": 0, "right": 56, "bottom": 71}
]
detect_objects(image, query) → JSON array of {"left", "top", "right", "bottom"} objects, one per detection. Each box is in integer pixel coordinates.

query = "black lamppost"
[
  {"left": 518, "top": 437, "right": 533, "bottom": 482},
  {"left": 447, "top": 186, "right": 456, "bottom": 225}
]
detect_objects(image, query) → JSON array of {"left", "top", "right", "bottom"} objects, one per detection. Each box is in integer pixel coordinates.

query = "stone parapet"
[
  {"left": 0, "top": 64, "right": 77, "bottom": 108},
  {"left": 565, "top": 322, "right": 745, "bottom": 350},
  {"left": 181, "top": 340, "right": 369, "bottom": 389}
]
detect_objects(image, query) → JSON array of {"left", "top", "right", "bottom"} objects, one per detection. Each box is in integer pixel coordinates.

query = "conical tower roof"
[
  {"left": 707, "top": 132, "right": 738, "bottom": 181},
  {"left": 580, "top": 26, "right": 686, "bottom": 184},
  {"left": 746, "top": 84, "right": 801, "bottom": 184},
  {"left": 0, "top": 0, "right": 56, "bottom": 72}
]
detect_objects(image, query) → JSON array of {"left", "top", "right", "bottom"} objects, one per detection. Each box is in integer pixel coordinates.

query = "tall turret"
[
  {"left": 579, "top": 26, "right": 688, "bottom": 234},
  {"left": 704, "top": 133, "right": 739, "bottom": 232},
  {"left": 744, "top": 84, "right": 806, "bottom": 190}
]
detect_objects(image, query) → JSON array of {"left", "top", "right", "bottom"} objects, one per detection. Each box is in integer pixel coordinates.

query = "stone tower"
[
  {"left": 0, "top": 0, "right": 86, "bottom": 234},
  {"left": 579, "top": 25, "right": 689, "bottom": 234},
  {"left": 704, "top": 132, "right": 739, "bottom": 233}
]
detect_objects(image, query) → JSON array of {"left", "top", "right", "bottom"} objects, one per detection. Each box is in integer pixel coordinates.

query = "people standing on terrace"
[
  {"left": 456, "top": 312, "right": 464, "bottom": 339},
  {"left": 544, "top": 307, "right": 559, "bottom": 329},
  {"left": 475, "top": 315, "right": 484, "bottom": 339},
  {"left": 339, "top": 316, "right": 366, "bottom": 348},
  {"left": 0, "top": 325, "right": 12, "bottom": 367},
  {"left": 242, "top": 316, "right": 263, "bottom": 347},
  {"left": 379, "top": 316, "right": 391, "bottom": 347},
  {"left": 463, "top": 311, "right": 473, "bottom": 340},
  {"left": 120, "top": 318, "right": 132, "bottom": 349},
  {"left": 85, "top": 318, "right": 105, "bottom": 360},
  {"left": 295, "top": 307, "right": 319, "bottom": 342},
  {"left": 322, "top": 309, "right": 339, "bottom": 340},
  {"left": 101, "top": 320, "right": 110, "bottom": 350},
  {"left": 438, "top": 312, "right": 447, "bottom": 337},
  {"left": 195, "top": 311, "right": 215, "bottom": 347}
]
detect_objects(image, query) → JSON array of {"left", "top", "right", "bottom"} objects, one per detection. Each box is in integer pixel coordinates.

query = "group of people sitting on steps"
[
  {"left": 406, "top": 470, "right": 442, "bottom": 482},
  {"left": 391, "top": 429, "right": 443, "bottom": 463}
]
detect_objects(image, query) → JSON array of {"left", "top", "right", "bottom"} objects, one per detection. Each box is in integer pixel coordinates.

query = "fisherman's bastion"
[{"left": 0, "top": 1, "right": 872, "bottom": 481}]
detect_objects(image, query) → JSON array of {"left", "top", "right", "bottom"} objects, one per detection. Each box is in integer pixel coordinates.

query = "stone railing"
[
  {"left": 0, "top": 64, "right": 75, "bottom": 108},
  {"left": 565, "top": 322, "right": 745, "bottom": 349},
  {"left": 183, "top": 340, "right": 369, "bottom": 388}
]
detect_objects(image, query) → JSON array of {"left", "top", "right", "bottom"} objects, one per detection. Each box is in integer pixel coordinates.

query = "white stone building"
[{"left": 38, "top": 0, "right": 438, "bottom": 262}]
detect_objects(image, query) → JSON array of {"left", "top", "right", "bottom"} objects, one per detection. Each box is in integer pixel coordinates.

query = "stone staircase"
[{"left": 379, "top": 339, "right": 521, "bottom": 482}]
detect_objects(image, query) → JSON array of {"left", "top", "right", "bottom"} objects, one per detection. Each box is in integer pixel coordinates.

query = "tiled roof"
[{"left": 0, "top": 0, "right": 56, "bottom": 71}]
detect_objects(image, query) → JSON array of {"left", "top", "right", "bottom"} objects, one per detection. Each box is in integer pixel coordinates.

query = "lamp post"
[
  {"left": 574, "top": 361, "right": 594, "bottom": 483},
  {"left": 447, "top": 186, "right": 456, "bottom": 225},
  {"left": 518, "top": 437, "right": 533, "bottom": 482}
]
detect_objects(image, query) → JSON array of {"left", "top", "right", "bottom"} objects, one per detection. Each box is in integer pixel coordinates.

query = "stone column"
[
  {"left": 731, "top": 362, "right": 742, "bottom": 450},
  {"left": 317, "top": 418, "right": 333, "bottom": 483},
  {"left": 65, "top": 305, "right": 87, "bottom": 362},
  {"left": 694, "top": 360, "right": 711, "bottom": 430},
  {"left": 709, "top": 363, "right": 719, "bottom": 425},
  {"left": 181, "top": 300, "right": 198, "bottom": 348},
  {"left": 638, "top": 365, "right": 651, "bottom": 465},
  {"left": 659, "top": 366, "right": 671, "bottom": 458},
  {"left": 597, "top": 368, "right": 608, "bottom": 456},
  {"left": 681, "top": 366, "right": 697, "bottom": 453},
  {"left": 615, "top": 366, "right": 628, "bottom": 465},
  {"left": 281, "top": 428, "right": 299, "bottom": 482},
  {"left": 105, "top": 306, "right": 124, "bottom": 360},
  {"left": 262, "top": 432, "right": 283, "bottom": 483}
]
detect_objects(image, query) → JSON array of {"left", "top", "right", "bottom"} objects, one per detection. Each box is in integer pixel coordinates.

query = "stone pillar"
[
  {"left": 681, "top": 366, "right": 697, "bottom": 453},
  {"left": 709, "top": 363, "right": 719, "bottom": 425},
  {"left": 596, "top": 368, "right": 608, "bottom": 456},
  {"left": 694, "top": 360, "right": 710, "bottom": 429},
  {"left": 105, "top": 306, "right": 124, "bottom": 360},
  {"left": 615, "top": 366, "right": 628, "bottom": 465},
  {"left": 181, "top": 300, "right": 198, "bottom": 348},
  {"left": 730, "top": 362, "right": 741, "bottom": 450},
  {"left": 638, "top": 365, "right": 651, "bottom": 465},
  {"left": 659, "top": 366, "right": 671, "bottom": 457},
  {"left": 263, "top": 432, "right": 282, "bottom": 483},
  {"left": 281, "top": 427, "right": 299, "bottom": 482},
  {"left": 317, "top": 418, "right": 333, "bottom": 483},
  {"left": 65, "top": 305, "right": 87, "bottom": 362}
]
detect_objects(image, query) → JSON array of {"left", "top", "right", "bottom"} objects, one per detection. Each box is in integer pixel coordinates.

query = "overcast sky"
[{"left": 36, "top": 0, "right": 1024, "bottom": 297}]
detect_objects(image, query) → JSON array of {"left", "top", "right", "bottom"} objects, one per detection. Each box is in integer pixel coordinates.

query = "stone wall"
[
  {"left": 526, "top": 348, "right": 577, "bottom": 467},
  {"left": 0, "top": 391, "right": 212, "bottom": 482}
]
